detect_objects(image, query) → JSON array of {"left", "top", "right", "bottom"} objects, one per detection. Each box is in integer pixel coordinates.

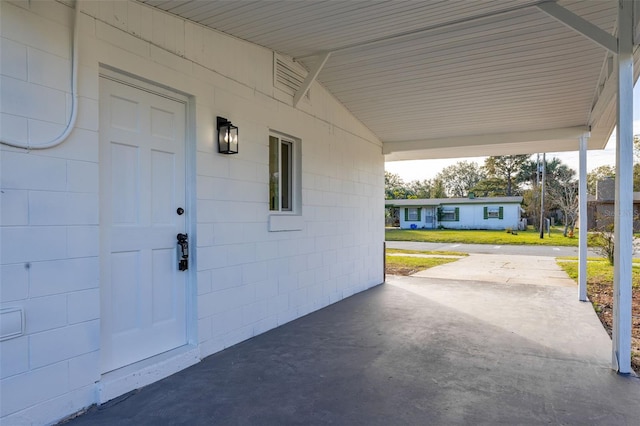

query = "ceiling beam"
[
  {"left": 635, "top": 0, "right": 640, "bottom": 45},
  {"left": 293, "top": 51, "right": 331, "bottom": 108},
  {"left": 295, "top": 1, "right": 548, "bottom": 61},
  {"left": 589, "top": 62, "right": 617, "bottom": 127},
  {"left": 536, "top": 2, "right": 617, "bottom": 54},
  {"left": 383, "top": 126, "right": 590, "bottom": 160},
  {"left": 383, "top": 126, "right": 589, "bottom": 154}
]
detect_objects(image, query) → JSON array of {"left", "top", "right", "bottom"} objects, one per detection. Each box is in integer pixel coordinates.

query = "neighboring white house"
[
  {"left": 0, "top": 2, "right": 383, "bottom": 424},
  {"left": 389, "top": 196, "right": 524, "bottom": 230}
]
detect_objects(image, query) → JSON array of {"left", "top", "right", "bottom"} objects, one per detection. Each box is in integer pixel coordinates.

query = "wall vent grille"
[{"left": 274, "top": 54, "right": 310, "bottom": 101}]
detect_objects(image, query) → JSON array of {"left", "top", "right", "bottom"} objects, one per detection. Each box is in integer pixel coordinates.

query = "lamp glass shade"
[
  {"left": 228, "top": 126, "right": 238, "bottom": 153},
  {"left": 217, "top": 117, "right": 238, "bottom": 154}
]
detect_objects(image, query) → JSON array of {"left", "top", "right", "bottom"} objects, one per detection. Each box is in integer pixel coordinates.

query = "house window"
[
  {"left": 405, "top": 207, "right": 421, "bottom": 222},
  {"left": 484, "top": 206, "right": 504, "bottom": 219},
  {"left": 438, "top": 207, "right": 459, "bottom": 222},
  {"left": 269, "top": 132, "right": 301, "bottom": 220},
  {"left": 270, "top": 134, "right": 296, "bottom": 212}
]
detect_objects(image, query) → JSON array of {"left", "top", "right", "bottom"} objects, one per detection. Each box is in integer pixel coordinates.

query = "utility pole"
[{"left": 539, "top": 153, "right": 546, "bottom": 239}]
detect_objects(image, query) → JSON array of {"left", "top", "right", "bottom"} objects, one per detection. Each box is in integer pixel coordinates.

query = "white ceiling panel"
[{"left": 137, "top": 0, "right": 632, "bottom": 160}]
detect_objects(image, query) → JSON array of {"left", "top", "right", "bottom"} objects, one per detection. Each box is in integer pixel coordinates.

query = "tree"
[
  {"left": 472, "top": 177, "right": 508, "bottom": 197},
  {"left": 483, "top": 155, "right": 530, "bottom": 196},
  {"left": 407, "top": 178, "right": 446, "bottom": 199},
  {"left": 430, "top": 178, "right": 447, "bottom": 199},
  {"left": 385, "top": 171, "right": 412, "bottom": 199},
  {"left": 517, "top": 157, "right": 572, "bottom": 188},
  {"left": 585, "top": 136, "right": 640, "bottom": 195},
  {"left": 635, "top": 135, "right": 640, "bottom": 192},
  {"left": 586, "top": 165, "right": 615, "bottom": 195},
  {"left": 435, "top": 161, "right": 486, "bottom": 198},
  {"left": 547, "top": 168, "right": 578, "bottom": 236},
  {"left": 518, "top": 156, "right": 576, "bottom": 230}
]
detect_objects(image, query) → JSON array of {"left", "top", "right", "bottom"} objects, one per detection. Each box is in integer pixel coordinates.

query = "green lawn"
[
  {"left": 557, "top": 259, "right": 640, "bottom": 288},
  {"left": 385, "top": 255, "right": 459, "bottom": 275},
  {"left": 386, "top": 248, "right": 468, "bottom": 256},
  {"left": 385, "top": 227, "right": 578, "bottom": 247}
]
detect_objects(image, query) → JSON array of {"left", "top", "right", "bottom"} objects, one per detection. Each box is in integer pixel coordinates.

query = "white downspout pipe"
[{"left": 0, "top": 0, "right": 80, "bottom": 150}]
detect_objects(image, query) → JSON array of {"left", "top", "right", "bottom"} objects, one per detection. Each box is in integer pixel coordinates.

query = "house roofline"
[{"left": 386, "top": 196, "right": 523, "bottom": 207}]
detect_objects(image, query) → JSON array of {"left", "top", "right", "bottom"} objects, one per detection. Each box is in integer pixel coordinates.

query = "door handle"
[{"left": 177, "top": 233, "right": 188, "bottom": 271}]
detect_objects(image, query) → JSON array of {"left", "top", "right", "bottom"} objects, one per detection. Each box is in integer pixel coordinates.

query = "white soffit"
[{"left": 139, "top": 0, "right": 634, "bottom": 160}]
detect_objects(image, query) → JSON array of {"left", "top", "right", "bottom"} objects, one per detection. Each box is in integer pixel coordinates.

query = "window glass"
[
  {"left": 269, "top": 136, "right": 279, "bottom": 211},
  {"left": 408, "top": 208, "right": 418, "bottom": 221},
  {"left": 442, "top": 209, "right": 455, "bottom": 221},
  {"left": 281, "top": 141, "right": 292, "bottom": 211},
  {"left": 269, "top": 134, "right": 297, "bottom": 213}
]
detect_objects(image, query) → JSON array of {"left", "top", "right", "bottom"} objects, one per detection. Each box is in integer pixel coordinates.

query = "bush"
[{"left": 589, "top": 228, "right": 615, "bottom": 265}]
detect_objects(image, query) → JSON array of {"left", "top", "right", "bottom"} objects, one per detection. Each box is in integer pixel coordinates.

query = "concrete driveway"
[
  {"left": 411, "top": 253, "right": 576, "bottom": 286},
  {"left": 386, "top": 240, "right": 602, "bottom": 257},
  {"left": 66, "top": 255, "right": 640, "bottom": 425}
]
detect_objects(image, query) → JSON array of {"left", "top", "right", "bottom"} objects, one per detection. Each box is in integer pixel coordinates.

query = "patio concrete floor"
[{"left": 66, "top": 255, "right": 640, "bottom": 425}]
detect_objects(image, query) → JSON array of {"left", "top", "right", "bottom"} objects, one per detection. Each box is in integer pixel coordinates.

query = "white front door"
[{"left": 99, "top": 75, "right": 188, "bottom": 373}]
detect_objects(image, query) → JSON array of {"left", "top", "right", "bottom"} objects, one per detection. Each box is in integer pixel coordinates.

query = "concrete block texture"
[
  {"left": 1, "top": 151, "right": 67, "bottom": 191},
  {"left": 29, "top": 320, "right": 100, "bottom": 369},
  {"left": 0, "top": 361, "right": 69, "bottom": 417},
  {"left": 0, "top": 1, "right": 383, "bottom": 424},
  {"left": 1, "top": 36, "right": 28, "bottom": 80}
]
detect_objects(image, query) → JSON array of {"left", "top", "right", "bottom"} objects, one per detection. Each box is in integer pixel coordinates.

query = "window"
[
  {"left": 269, "top": 132, "right": 300, "bottom": 215},
  {"left": 405, "top": 207, "right": 421, "bottom": 222},
  {"left": 438, "top": 207, "right": 459, "bottom": 222},
  {"left": 484, "top": 206, "right": 504, "bottom": 219},
  {"left": 268, "top": 132, "right": 302, "bottom": 232}
]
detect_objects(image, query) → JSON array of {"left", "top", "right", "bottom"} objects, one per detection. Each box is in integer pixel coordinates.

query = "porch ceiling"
[{"left": 139, "top": 0, "right": 637, "bottom": 160}]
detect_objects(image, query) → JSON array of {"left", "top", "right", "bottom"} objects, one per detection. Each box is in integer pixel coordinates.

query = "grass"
[
  {"left": 385, "top": 250, "right": 461, "bottom": 276},
  {"left": 386, "top": 248, "right": 468, "bottom": 256},
  {"left": 386, "top": 255, "right": 459, "bottom": 274},
  {"left": 556, "top": 256, "right": 640, "bottom": 264},
  {"left": 557, "top": 258, "right": 640, "bottom": 288},
  {"left": 557, "top": 258, "right": 640, "bottom": 373},
  {"left": 386, "top": 227, "right": 578, "bottom": 247}
]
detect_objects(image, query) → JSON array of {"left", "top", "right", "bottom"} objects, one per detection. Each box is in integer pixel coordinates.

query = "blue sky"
[{"left": 385, "top": 84, "right": 640, "bottom": 182}]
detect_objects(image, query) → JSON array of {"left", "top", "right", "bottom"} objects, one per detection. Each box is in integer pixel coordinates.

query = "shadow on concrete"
[{"left": 67, "top": 281, "right": 640, "bottom": 425}]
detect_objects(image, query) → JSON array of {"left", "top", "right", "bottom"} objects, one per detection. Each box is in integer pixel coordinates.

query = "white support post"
[
  {"left": 578, "top": 135, "right": 588, "bottom": 302},
  {"left": 612, "top": 0, "right": 634, "bottom": 374}
]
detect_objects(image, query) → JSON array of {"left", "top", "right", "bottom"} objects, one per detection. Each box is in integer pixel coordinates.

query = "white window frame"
[
  {"left": 487, "top": 206, "right": 500, "bottom": 218},
  {"left": 269, "top": 131, "right": 302, "bottom": 231},
  {"left": 441, "top": 208, "right": 456, "bottom": 221}
]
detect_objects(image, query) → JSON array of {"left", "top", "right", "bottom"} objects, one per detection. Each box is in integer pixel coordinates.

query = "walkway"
[
  {"left": 411, "top": 253, "right": 576, "bottom": 286},
  {"left": 67, "top": 256, "right": 640, "bottom": 425},
  {"left": 386, "top": 240, "right": 599, "bottom": 257}
]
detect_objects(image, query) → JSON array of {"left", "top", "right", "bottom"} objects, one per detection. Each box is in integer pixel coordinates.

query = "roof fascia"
[{"left": 382, "top": 126, "right": 589, "bottom": 156}]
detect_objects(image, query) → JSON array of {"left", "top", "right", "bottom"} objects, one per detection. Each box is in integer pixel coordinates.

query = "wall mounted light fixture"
[{"left": 217, "top": 116, "right": 238, "bottom": 154}]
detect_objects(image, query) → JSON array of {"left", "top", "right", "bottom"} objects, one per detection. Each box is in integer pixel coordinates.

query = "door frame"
[{"left": 97, "top": 67, "right": 199, "bottom": 401}]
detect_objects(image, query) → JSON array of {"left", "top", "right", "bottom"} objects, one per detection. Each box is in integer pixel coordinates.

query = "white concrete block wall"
[
  {"left": 1, "top": 1, "right": 384, "bottom": 424},
  {"left": 1, "top": 1, "right": 102, "bottom": 422}
]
